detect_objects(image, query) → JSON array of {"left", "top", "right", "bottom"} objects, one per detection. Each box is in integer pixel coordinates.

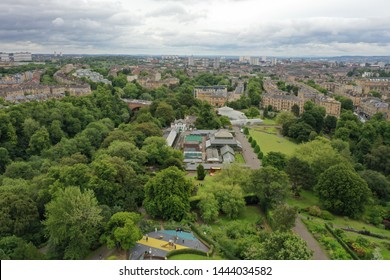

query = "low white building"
[
  {"left": 171, "top": 119, "right": 187, "bottom": 132},
  {"left": 217, "top": 106, "right": 263, "bottom": 126}
]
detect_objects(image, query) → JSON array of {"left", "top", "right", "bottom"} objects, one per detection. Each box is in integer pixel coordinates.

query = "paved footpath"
[
  {"left": 293, "top": 216, "right": 329, "bottom": 260},
  {"left": 233, "top": 126, "right": 261, "bottom": 169}
]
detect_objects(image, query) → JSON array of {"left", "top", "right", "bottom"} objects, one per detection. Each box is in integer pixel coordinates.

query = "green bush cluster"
[
  {"left": 166, "top": 248, "right": 209, "bottom": 258},
  {"left": 325, "top": 223, "right": 359, "bottom": 260},
  {"left": 302, "top": 219, "right": 352, "bottom": 260}
]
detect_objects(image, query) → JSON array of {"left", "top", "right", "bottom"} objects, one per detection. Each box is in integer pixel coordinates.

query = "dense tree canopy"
[
  {"left": 102, "top": 212, "right": 142, "bottom": 250},
  {"left": 249, "top": 166, "right": 289, "bottom": 212},
  {"left": 244, "top": 231, "right": 312, "bottom": 260},
  {"left": 44, "top": 187, "right": 103, "bottom": 259},
  {"left": 144, "top": 167, "right": 193, "bottom": 221},
  {"left": 315, "top": 164, "right": 371, "bottom": 218}
]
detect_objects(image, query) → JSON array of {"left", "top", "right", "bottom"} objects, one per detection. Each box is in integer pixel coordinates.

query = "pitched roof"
[{"left": 220, "top": 145, "right": 234, "bottom": 156}]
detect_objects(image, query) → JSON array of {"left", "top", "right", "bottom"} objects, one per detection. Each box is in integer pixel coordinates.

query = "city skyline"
[{"left": 1, "top": 0, "right": 390, "bottom": 56}]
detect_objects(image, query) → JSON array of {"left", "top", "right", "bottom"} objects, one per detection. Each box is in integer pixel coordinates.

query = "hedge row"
[
  {"left": 247, "top": 133, "right": 263, "bottom": 159},
  {"left": 325, "top": 223, "right": 360, "bottom": 260},
  {"left": 189, "top": 196, "right": 201, "bottom": 209},
  {"left": 166, "top": 248, "right": 208, "bottom": 258},
  {"left": 244, "top": 194, "right": 259, "bottom": 205},
  {"left": 190, "top": 224, "right": 238, "bottom": 260}
]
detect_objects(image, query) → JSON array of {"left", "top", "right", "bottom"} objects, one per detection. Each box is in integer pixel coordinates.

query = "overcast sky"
[{"left": 1, "top": 0, "right": 389, "bottom": 56}]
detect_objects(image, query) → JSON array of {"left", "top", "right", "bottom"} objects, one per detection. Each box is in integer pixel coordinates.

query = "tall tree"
[
  {"left": 0, "top": 236, "right": 44, "bottom": 260},
  {"left": 0, "top": 147, "right": 10, "bottom": 173},
  {"left": 285, "top": 156, "right": 316, "bottom": 194},
  {"left": 199, "top": 193, "right": 219, "bottom": 223},
  {"left": 365, "top": 145, "right": 390, "bottom": 176},
  {"left": 0, "top": 189, "right": 40, "bottom": 239},
  {"left": 315, "top": 164, "right": 371, "bottom": 218},
  {"left": 102, "top": 212, "right": 142, "bottom": 250},
  {"left": 359, "top": 170, "right": 390, "bottom": 203},
  {"left": 212, "top": 185, "right": 246, "bottom": 219},
  {"left": 249, "top": 167, "right": 289, "bottom": 212},
  {"left": 197, "top": 164, "right": 206, "bottom": 180},
  {"left": 244, "top": 231, "right": 312, "bottom": 260},
  {"left": 27, "top": 127, "right": 51, "bottom": 155},
  {"left": 155, "top": 102, "right": 175, "bottom": 127},
  {"left": 272, "top": 204, "right": 298, "bottom": 232},
  {"left": 262, "top": 152, "right": 287, "bottom": 170},
  {"left": 144, "top": 167, "right": 193, "bottom": 221},
  {"left": 44, "top": 187, "right": 102, "bottom": 259}
]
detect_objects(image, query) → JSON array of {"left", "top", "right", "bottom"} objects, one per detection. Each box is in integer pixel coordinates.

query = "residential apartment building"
[
  {"left": 262, "top": 93, "right": 305, "bottom": 114},
  {"left": 194, "top": 86, "right": 229, "bottom": 107},
  {"left": 263, "top": 80, "right": 341, "bottom": 117},
  {"left": 315, "top": 95, "right": 342, "bottom": 117},
  {"left": 356, "top": 78, "right": 390, "bottom": 95},
  {"left": 358, "top": 97, "right": 390, "bottom": 121}
]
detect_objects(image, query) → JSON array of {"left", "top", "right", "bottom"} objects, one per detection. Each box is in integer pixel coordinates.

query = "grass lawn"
[
  {"left": 252, "top": 126, "right": 279, "bottom": 134},
  {"left": 189, "top": 172, "right": 223, "bottom": 196},
  {"left": 249, "top": 129, "right": 298, "bottom": 155},
  {"left": 210, "top": 205, "right": 270, "bottom": 232},
  {"left": 286, "top": 190, "right": 320, "bottom": 210},
  {"left": 261, "top": 118, "right": 277, "bottom": 125},
  {"left": 235, "top": 153, "right": 245, "bottom": 163},
  {"left": 168, "top": 254, "right": 224, "bottom": 260}
]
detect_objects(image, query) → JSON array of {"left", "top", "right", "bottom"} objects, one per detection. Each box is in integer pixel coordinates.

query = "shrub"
[
  {"left": 321, "top": 210, "right": 334, "bottom": 220},
  {"left": 251, "top": 140, "right": 257, "bottom": 148},
  {"left": 308, "top": 206, "right": 322, "bottom": 217},
  {"left": 166, "top": 248, "right": 208, "bottom": 258},
  {"left": 189, "top": 196, "right": 201, "bottom": 210},
  {"left": 254, "top": 145, "right": 260, "bottom": 153},
  {"left": 248, "top": 136, "right": 253, "bottom": 143},
  {"left": 257, "top": 151, "right": 264, "bottom": 159},
  {"left": 243, "top": 194, "right": 259, "bottom": 205}
]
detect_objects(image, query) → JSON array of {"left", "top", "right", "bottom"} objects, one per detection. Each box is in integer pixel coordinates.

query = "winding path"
[{"left": 293, "top": 216, "right": 329, "bottom": 260}]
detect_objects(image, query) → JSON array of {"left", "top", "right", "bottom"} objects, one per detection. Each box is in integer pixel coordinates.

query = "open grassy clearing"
[
  {"left": 253, "top": 126, "right": 279, "bottom": 134},
  {"left": 188, "top": 172, "right": 223, "bottom": 196},
  {"left": 210, "top": 205, "right": 266, "bottom": 230},
  {"left": 234, "top": 153, "right": 245, "bottom": 163},
  {"left": 249, "top": 129, "right": 298, "bottom": 155},
  {"left": 261, "top": 118, "right": 277, "bottom": 125}
]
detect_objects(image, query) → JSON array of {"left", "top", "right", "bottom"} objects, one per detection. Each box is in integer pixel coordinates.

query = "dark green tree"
[
  {"left": 199, "top": 193, "right": 219, "bottom": 223},
  {"left": 359, "top": 170, "right": 390, "bottom": 203},
  {"left": 323, "top": 115, "right": 337, "bottom": 134},
  {"left": 272, "top": 204, "right": 298, "bottom": 232},
  {"left": 0, "top": 147, "right": 10, "bottom": 173},
  {"left": 365, "top": 145, "right": 390, "bottom": 176},
  {"left": 249, "top": 167, "right": 289, "bottom": 212},
  {"left": 144, "top": 167, "right": 193, "bottom": 221},
  {"left": 315, "top": 164, "right": 371, "bottom": 218},
  {"left": 0, "top": 236, "right": 44, "bottom": 260},
  {"left": 44, "top": 187, "right": 103, "bottom": 259},
  {"left": 102, "top": 212, "right": 142, "bottom": 250},
  {"left": 0, "top": 190, "right": 41, "bottom": 239},
  {"left": 212, "top": 185, "right": 246, "bottom": 219},
  {"left": 27, "top": 127, "right": 51, "bottom": 155},
  {"left": 262, "top": 152, "right": 287, "bottom": 170},
  {"left": 285, "top": 156, "right": 316, "bottom": 194},
  {"left": 197, "top": 164, "right": 206, "bottom": 180},
  {"left": 245, "top": 231, "right": 312, "bottom": 260}
]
